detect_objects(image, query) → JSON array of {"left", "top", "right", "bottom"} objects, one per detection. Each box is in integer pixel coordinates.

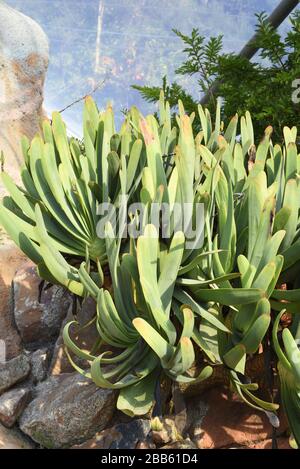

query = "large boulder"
[
  {"left": 19, "top": 372, "right": 116, "bottom": 448},
  {"left": 0, "top": 1, "right": 49, "bottom": 194}
]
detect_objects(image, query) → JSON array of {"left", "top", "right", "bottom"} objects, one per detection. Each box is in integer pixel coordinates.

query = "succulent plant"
[
  {"left": 63, "top": 98, "right": 218, "bottom": 415},
  {"left": 1, "top": 93, "right": 300, "bottom": 447},
  {"left": 0, "top": 98, "right": 145, "bottom": 294},
  {"left": 62, "top": 98, "right": 280, "bottom": 421},
  {"left": 184, "top": 106, "right": 300, "bottom": 440},
  {"left": 273, "top": 311, "right": 300, "bottom": 448}
]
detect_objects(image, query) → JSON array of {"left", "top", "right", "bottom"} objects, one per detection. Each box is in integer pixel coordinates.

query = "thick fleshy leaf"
[
  {"left": 117, "top": 369, "right": 159, "bottom": 416},
  {"left": 194, "top": 288, "right": 264, "bottom": 305}
]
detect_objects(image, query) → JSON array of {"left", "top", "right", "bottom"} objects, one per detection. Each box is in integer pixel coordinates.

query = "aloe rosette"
[
  {"left": 0, "top": 98, "right": 145, "bottom": 293},
  {"left": 63, "top": 101, "right": 218, "bottom": 415}
]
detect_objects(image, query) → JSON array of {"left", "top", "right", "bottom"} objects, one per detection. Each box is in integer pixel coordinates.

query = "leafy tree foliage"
[{"left": 133, "top": 11, "right": 300, "bottom": 141}]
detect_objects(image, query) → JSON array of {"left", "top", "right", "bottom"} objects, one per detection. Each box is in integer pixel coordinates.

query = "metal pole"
[{"left": 200, "top": 0, "right": 299, "bottom": 105}]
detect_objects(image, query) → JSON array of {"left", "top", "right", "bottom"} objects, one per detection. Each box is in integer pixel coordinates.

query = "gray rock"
[
  {"left": 50, "top": 306, "right": 82, "bottom": 376},
  {"left": 0, "top": 387, "right": 31, "bottom": 427},
  {"left": 50, "top": 297, "right": 98, "bottom": 376},
  {"left": 0, "top": 354, "right": 30, "bottom": 395},
  {"left": 110, "top": 420, "right": 151, "bottom": 449},
  {"left": 73, "top": 419, "right": 151, "bottom": 449},
  {"left": 19, "top": 372, "right": 116, "bottom": 448},
  {"left": 30, "top": 348, "right": 51, "bottom": 383},
  {"left": 0, "top": 422, "right": 35, "bottom": 449},
  {"left": 13, "top": 262, "right": 72, "bottom": 346}
]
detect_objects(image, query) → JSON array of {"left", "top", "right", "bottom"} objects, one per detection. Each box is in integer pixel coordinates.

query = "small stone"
[
  {"left": 30, "top": 348, "right": 50, "bottom": 383},
  {"left": 19, "top": 372, "right": 116, "bottom": 448},
  {"left": 152, "top": 428, "right": 172, "bottom": 445},
  {"left": 72, "top": 419, "right": 151, "bottom": 450},
  {"left": 0, "top": 423, "right": 35, "bottom": 449},
  {"left": 152, "top": 418, "right": 179, "bottom": 445},
  {"left": 0, "top": 387, "right": 31, "bottom": 427},
  {"left": 136, "top": 440, "right": 156, "bottom": 449},
  {"left": 13, "top": 262, "right": 72, "bottom": 346},
  {"left": 161, "top": 438, "right": 197, "bottom": 449},
  {"left": 0, "top": 354, "right": 30, "bottom": 395}
]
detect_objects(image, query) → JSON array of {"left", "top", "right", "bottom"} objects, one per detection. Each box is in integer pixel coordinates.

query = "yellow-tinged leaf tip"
[
  {"left": 140, "top": 118, "right": 154, "bottom": 145},
  {"left": 180, "top": 336, "right": 191, "bottom": 345}
]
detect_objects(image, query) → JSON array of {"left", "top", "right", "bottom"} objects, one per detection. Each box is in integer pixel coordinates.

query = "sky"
[{"left": 5, "top": 0, "right": 291, "bottom": 136}]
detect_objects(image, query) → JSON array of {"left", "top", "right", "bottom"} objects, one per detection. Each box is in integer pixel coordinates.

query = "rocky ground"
[{"left": 0, "top": 241, "right": 293, "bottom": 449}]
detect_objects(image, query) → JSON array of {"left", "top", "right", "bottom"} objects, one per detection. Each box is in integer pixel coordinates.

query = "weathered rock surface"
[
  {"left": 50, "top": 307, "right": 80, "bottom": 376},
  {"left": 30, "top": 348, "right": 51, "bottom": 383},
  {"left": 0, "top": 422, "right": 35, "bottom": 449},
  {"left": 161, "top": 438, "right": 197, "bottom": 449},
  {"left": 245, "top": 437, "right": 291, "bottom": 449},
  {"left": 188, "top": 386, "right": 287, "bottom": 449},
  {"left": 50, "top": 297, "right": 97, "bottom": 376},
  {"left": 0, "top": 387, "right": 30, "bottom": 427},
  {"left": 74, "top": 296, "right": 99, "bottom": 349},
  {"left": 19, "top": 372, "right": 116, "bottom": 448},
  {"left": 72, "top": 419, "right": 151, "bottom": 450},
  {"left": 0, "top": 245, "right": 27, "bottom": 360},
  {"left": 135, "top": 440, "right": 156, "bottom": 449},
  {"left": 13, "top": 262, "right": 72, "bottom": 346},
  {"left": 50, "top": 340, "right": 74, "bottom": 376},
  {"left": 180, "top": 353, "right": 268, "bottom": 397},
  {"left": 0, "top": 1, "right": 49, "bottom": 194},
  {"left": 0, "top": 354, "right": 30, "bottom": 395}
]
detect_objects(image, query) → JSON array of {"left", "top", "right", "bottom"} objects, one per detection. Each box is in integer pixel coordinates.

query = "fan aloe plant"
[
  {"left": 63, "top": 100, "right": 219, "bottom": 416},
  {"left": 0, "top": 99, "right": 145, "bottom": 294},
  {"left": 1, "top": 92, "right": 300, "bottom": 448},
  {"left": 62, "top": 97, "right": 290, "bottom": 424},
  {"left": 185, "top": 105, "right": 300, "bottom": 444}
]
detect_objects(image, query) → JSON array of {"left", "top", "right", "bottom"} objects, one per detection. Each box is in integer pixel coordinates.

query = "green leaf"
[
  {"left": 241, "top": 314, "right": 270, "bottom": 354},
  {"left": 173, "top": 288, "right": 230, "bottom": 332},
  {"left": 282, "top": 328, "right": 300, "bottom": 382},
  {"left": 137, "top": 224, "right": 177, "bottom": 343},
  {"left": 180, "top": 306, "right": 195, "bottom": 339},
  {"left": 117, "top": 369, "right": 159, "bottom": 416},
  {"left": 133, "top": 318, "right": 174, "bottom": 362},
  {"left": 194, "top": 287, "right": 264, "bottom": 305},
  {"left": 158, "top": 231, "right": 185, "bottom": 314},
  {"left": 223, "top": 344, "right": 246, "bottom": 373}
]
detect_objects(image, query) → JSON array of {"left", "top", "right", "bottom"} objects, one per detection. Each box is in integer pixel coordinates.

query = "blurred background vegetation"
[{"left": 134, "top": 9, "right": 300, "bottom": 142}]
